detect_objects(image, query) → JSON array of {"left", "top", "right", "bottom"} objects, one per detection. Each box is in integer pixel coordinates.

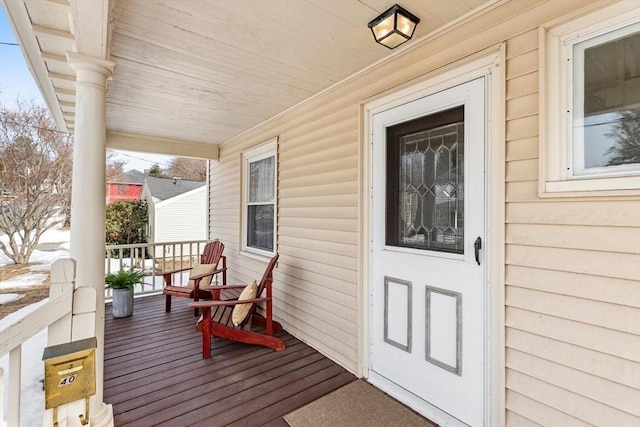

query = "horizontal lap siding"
[
  {"left": 155, "top": 189, "right": 207, "bottom": 243},
  {"left": 277, "top": 107, "right": 360, "bottom": 370},
  {"left": 505, "top": 25, "right": 640, "bottom": 426},
  {"left": 210, "top": 103, "right": 360, "bottom": 372}
]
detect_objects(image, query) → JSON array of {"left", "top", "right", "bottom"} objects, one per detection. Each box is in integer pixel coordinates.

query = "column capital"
[{"left": 66, "top": 52, "right": 115, "bottom": 79}]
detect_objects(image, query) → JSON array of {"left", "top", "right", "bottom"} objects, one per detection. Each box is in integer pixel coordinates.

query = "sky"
[{"left": 0, "top": 8, "right": 173, "bottom": 172}]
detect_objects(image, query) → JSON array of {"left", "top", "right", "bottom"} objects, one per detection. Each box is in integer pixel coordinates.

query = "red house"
[{"left": 106, "top": 169, "right": 145, "bottom": 204}]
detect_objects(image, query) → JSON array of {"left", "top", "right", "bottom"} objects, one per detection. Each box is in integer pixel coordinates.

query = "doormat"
[{"left": 284, "top": 379, "right": 437, "bottom": 427}]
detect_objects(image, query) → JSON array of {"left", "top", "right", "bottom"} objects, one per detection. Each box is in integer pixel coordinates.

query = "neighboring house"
[
  {"left": 141, "top": 176, "right": 207, "bottom": 255},
  {"left": 105, "top": 169, "right": 145, "bottom": 204},
  {"left": 3, "top": 1, "right": 639, "bottom": 426}
]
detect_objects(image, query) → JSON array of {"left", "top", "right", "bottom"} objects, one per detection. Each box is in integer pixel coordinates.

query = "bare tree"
[
  {"left": 165, "top": 157, "right": 207, "bottom": 181},
  {"left": 0, "top": 100, "right": 73, "bottom": 264},
  {"left": 106, "top": 149, "right": 126, "bottom": 181},
  {"left": 607, "top": 108, "right": 640, "bottom": 166}
]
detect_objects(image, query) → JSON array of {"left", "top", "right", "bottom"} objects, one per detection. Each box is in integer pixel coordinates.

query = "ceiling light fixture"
[{"left": 368, "top": 4, "right": 420, "bottom": 49}]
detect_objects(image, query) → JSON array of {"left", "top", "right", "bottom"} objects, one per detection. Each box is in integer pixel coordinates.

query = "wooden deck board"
[{"left": 104, "top": 294, "right": 357, "bottom": 426}]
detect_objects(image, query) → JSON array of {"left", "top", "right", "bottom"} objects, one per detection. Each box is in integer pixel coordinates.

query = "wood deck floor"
[{"left": 104, "top": 294, "right": 357, "bottom": 427}]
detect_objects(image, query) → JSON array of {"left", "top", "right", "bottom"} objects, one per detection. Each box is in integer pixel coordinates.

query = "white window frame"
[
  {"left": 241, "top": 137, "right": 277, "bottom": 259},
  {"left": 540, "top": 2, "right": 640, "bottom": 197}
]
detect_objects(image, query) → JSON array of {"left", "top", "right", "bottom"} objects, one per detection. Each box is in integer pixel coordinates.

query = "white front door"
[{"left": 370, "top": 78, "right": 486, "bottom": 426}]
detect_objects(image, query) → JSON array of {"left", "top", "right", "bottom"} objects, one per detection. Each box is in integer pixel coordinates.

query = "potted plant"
[{"left": 105, "top": 269, "right": 145, "bottom": 318}]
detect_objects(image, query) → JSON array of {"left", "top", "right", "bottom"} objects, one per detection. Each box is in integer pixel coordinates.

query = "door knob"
[{"left": 474, "top": 237, "right": 482, "bottom": 265}]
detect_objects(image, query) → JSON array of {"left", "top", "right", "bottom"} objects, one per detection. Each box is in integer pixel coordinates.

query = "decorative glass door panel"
[{"left": 386, "top": 106, "right": 465, "bottom": 254}]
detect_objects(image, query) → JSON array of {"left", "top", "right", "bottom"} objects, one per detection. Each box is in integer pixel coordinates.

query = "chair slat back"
[
  {"left": 201, "top": 240, "right": 224, "bottom": 265},
  {"left": 256, "top": 254, "right": 279, "bottom": 296},
  {"left": 239, "top": 254, "right": 279, "bottom": 327}
]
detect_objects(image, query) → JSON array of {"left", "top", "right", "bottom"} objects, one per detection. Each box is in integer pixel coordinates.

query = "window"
[
  {"left": 117, "top": 185, "right": 126, "bottom": 195},
  {"left": 541, "top": 3, "right": 640, "bottom": 195},
  {"left": 242, "top": 138, "right": 277, "bottom": 256}
]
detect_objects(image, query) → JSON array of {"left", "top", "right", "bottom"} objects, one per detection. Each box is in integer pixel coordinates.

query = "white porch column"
[{"left": 67, "top": 52, "right": 115, "bottom": 427}]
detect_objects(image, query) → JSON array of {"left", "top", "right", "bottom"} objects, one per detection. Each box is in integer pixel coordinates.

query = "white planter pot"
[{"left": 112, "top": 288, "right": 134, "bottom": 318}]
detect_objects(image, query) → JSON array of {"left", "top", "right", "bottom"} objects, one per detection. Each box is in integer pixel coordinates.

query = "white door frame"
[{"left": 359, "top": 49, "right": 506, "bottom": 426}]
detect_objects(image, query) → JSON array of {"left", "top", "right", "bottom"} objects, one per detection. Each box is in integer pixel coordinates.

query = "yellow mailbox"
[{"left": 42, "top": 337, "right": 97, "bottom": 425}]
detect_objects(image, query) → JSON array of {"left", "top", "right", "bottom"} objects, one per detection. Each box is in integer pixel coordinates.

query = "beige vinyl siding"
[
  {"left": 208, "top": 0, "right": 640, "bottom": 422},
  {"left": 209, "top": 103, "right": 361, "bottom": 370},
  {"left": 504, "top": 21, "right": 640, "bottom": 426}
]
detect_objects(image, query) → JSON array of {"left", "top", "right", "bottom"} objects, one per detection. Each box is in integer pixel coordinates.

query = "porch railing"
[
  {"left": 105, "top": 240, "right": 211, "bottom": 297},
  {"left": 0, "top": 259, "right": 74, "bottom": 427}
]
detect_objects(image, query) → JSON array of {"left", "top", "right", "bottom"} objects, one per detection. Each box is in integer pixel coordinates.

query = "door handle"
[{"left": 474, "top": 237, "right": 482, "bottom": 265}]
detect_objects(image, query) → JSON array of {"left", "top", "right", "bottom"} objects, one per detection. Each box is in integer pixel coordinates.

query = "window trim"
[
  {"left": 540, "top": 3, "right": 640, "bottom": 197},
  {"left": 241, "top": 137, "right": 277, "bottom": 258}
]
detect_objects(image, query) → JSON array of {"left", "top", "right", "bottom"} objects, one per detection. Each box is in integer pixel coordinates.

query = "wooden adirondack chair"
[
  {"left": 161, "top": 240, "right": 227, "bottom": 315},
  {"left": 189, "top": 254, "right": 285, "bottom": 359}
]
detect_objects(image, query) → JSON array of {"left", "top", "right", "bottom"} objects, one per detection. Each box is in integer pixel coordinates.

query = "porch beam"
[
  {"left": 107, "top": 131, "right": 220, "bottom": 161},
  {"left": 71, "top": 0, "right": 112, "bottom": 58}
]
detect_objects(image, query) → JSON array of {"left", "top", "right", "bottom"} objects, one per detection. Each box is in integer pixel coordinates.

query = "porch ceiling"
[{"left": 4, "top": 0, "right": 491, "bottom": 157}]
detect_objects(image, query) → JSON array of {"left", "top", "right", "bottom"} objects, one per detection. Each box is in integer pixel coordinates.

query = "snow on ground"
[
  {"left": 0, "top": 294, "right": 23, "bottom": 304},
  {"left": 0, "top": 273, "right": 48, "bottom": 290},
  {"left": 0, "top": 299, "right": 49, "bottom": 427},
  {"left": 0, "top": 220, "right": 70, "bottom": 266},
  {"left": 36, "top": 227, "right": 69, "bottom": 245},
  {"left": 1, "top": 225, "right": 70, "bottom": 426}
]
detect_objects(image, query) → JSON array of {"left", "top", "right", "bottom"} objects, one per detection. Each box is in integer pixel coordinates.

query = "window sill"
[
  {"left": 540, "top": 175, "right": 640, "bottom": 198},
  {"left": 240, "top": 249, "right": 275, "bottom": 263}
]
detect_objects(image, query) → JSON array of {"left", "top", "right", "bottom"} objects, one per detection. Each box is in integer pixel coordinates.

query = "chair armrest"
[
  {"left": 189, "top": 297, "right": 270, "bottom": 309},
  {"left": 202, "top": 284, "right": 248, "bottom": 291}
]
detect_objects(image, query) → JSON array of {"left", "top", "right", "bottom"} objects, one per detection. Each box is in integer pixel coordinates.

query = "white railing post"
[
  {"left": 103, "top": 240, "right": 210, "bottom": 296},
  {"left": 8, "top": 346, "right": 22, "bottom": 427},
  {"left": 48, "top": 259, "right": 75, "bottom": 346},
  {"left": 43, "top": 258, "right": 76, "bottom": 427},
  {"left": 0, "top": 367, "right": 3, "bottom": 425}
]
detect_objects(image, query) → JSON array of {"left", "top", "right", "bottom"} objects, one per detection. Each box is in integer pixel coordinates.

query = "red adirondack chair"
[
  {"left": 161, "top": 240, "right": 227, "bottom": 315},
  {"left": 189, "top": 254, "right": 285, "bottom": 359}
]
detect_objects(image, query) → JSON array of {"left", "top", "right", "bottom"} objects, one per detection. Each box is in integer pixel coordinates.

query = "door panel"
[{"left": 370, "top": 78, "right": 486, "bottom": 426}]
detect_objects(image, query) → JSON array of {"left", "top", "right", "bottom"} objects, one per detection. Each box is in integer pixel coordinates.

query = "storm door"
[{"left": 369, "top": 78, "right": 486, "bottom": 426}]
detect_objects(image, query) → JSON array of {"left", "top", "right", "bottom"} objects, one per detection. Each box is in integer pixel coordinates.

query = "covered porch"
[
  {"left": 103, "top": 294, "right": 356, "bottom": 426},
  {"left": 1, "top": 0, "right": 495, "bottom": 425}
]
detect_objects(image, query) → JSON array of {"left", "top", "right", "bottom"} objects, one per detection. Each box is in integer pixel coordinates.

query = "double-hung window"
[
  {"left": 242, "top": 138, "right": 277, "bottom": 256},
  {"left": 541, "top": 3, "right": 640, "bottom": 195}
]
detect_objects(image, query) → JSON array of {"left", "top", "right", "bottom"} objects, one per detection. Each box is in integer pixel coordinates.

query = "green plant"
[
  {"left": 104, "top": 269, "right": 145, "bottom": 291},
  {"left": 105, "top": 199, "right": 148, "bottom": 257}
]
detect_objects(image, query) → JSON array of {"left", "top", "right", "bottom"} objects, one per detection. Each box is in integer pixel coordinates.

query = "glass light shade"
[{"left": 368, "top": 4, "right": 420, "bottom": 49}]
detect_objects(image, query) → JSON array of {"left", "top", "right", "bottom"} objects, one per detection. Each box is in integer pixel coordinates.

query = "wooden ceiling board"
[
  {"left": 106, "top": 107, "right": 225, "bottom": 143},
  {"left": 24, "top": 1, "right": 71, "bottom": 32},
  {"left": 36, "top": 36, "right": 73, "bottom": 56},
  {"left": 109, "top": 36, "right": 322, "bottom": 102},
  {"left": 112, "top": 2, "right": 375, "bottom": 85},
  {"left": 10, "top": 0, "right": 493, "bottom": 149},
  {"left": 44, "top": 60, "right": 72, "bottom": 75},
  {"left": 105, "top": 0, "right": 382, "bottom": 143}
]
